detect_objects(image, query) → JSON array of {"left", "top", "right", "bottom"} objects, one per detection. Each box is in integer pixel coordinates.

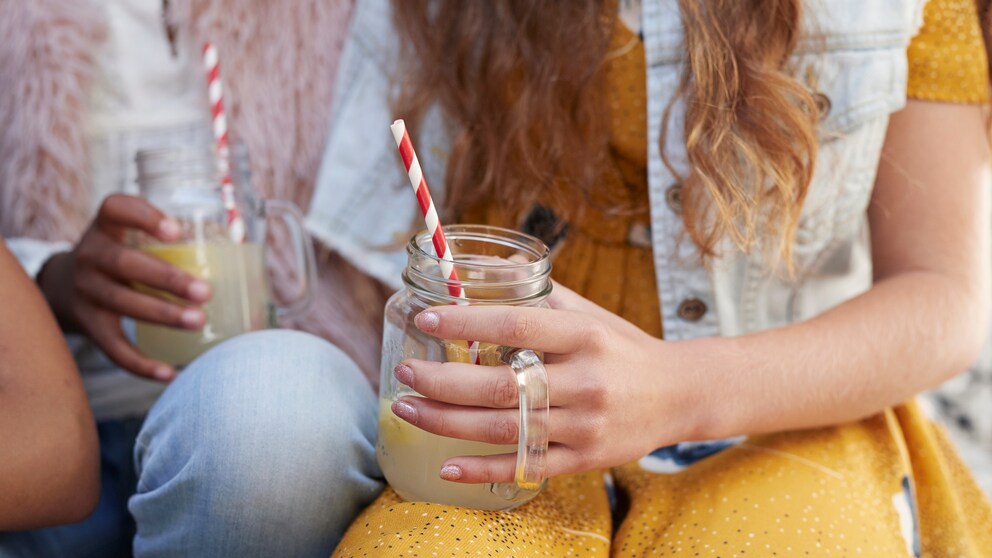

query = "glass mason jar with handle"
[
  {"left": 132, "top": 147, "right": 316, "bottom": 367},
  {"left": 379, "top": 224, "right": 552, "bottom": 510}
]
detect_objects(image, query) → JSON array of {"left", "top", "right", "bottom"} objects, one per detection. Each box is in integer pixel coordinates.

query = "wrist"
[{"left": 657, "top": 335, "right": 742, "bottom": 444}]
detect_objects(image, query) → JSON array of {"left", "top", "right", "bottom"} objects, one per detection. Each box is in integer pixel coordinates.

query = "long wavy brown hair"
[{"left": 392, "top": 0, "right": 990, "bottom": 262}]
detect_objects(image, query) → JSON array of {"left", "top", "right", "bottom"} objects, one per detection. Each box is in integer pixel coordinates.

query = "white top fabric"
[
  {"left": 8, "top": 0, "right": 212, "bottom": 420},
  {"left": 88, "top": 0, "right": 207, "bottom": 136}
]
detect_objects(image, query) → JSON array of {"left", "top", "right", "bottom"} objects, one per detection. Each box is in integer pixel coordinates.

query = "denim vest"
[{"left": 307, "top": 0, "right": 926, "bottom": 339}]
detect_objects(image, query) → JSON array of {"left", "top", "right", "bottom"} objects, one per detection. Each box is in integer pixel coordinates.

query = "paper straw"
[
  {"left": 203, "top": 42, "right": 246, "bottom": 242},
  {"left": 391, "top": 119, "right": 480, "bottom": 365}
]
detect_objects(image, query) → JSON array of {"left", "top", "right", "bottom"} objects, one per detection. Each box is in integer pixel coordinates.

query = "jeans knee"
[{"left": 131, "top": 330, "right": 383, "bottom": 555}]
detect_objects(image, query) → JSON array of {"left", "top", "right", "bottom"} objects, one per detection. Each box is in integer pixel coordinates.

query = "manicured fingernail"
[
  {"left": 391, "top": 400, "right": 418, "bottom": 423},
  {"left": 187, "top": 280, "right": 211, "bottom": 301},
  {"left": 440, "top": 464, "right": 462, "bottom": 481},
  {"left": 153, "top": 366, "right": 174, "bottom": 381},
  {"left": 181, "top": 308, "right": 204, "bottom": 328},
  {"left": 158, "top": 218, "right": 180, "bottom": 238},
  {"left": 415, "top": 311, "right": 440, "bottom": 332},
  {"left": 394, "top": 363, "right": 414, "bottom": 386}
]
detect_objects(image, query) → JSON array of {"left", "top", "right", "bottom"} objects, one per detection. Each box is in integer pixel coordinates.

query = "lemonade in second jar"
[
  {"left": 377, "top": 341, "right": 525, "bottom": 510},
  {"left": 135, "top": 241, "right": 271, "bottom": 366},
  {"left": 377, "top": 398, "right": 516, "bottom": 509}
]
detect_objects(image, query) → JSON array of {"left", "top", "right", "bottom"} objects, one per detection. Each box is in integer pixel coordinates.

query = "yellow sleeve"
[{"left": 907, "top": 0, "right": 990, "bottom": 103}]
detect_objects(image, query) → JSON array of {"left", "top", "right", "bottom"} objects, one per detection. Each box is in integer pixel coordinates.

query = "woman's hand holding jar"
[
  {"left": 38, "top": 194, "right": 211, "bottom": 381},
  {"left": 391, "top": 282, "right": 699, "bottom": 484}
]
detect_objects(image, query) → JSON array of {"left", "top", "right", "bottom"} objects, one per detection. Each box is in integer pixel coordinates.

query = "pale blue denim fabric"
[
  {"left": 129, "top": 329, "right": 383, "bottom": 557},
  {"left": 0, "top": 330, "right": 382, "bottom": 558}
]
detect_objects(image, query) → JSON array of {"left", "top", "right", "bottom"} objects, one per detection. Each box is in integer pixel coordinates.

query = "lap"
[{"left": 333, "top": 402, "right": 992, "bottom": 557}]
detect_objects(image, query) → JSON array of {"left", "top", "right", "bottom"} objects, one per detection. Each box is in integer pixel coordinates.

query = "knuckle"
[
  {"left": 98, "top": 195, "right": 131, "bottom": 223},
  {"left": 575, "top": 421, "right": 615, "bottom": 469},
  {"left": 430, "top": 408, "right": 448, "bottom": 436},
  {"left": 480, "top": 461, "right": 503, "bottom": 484},
  {"left": 163, "top": 266, "right": 190, "bottom": 293},
  {"left": 102, "top": 286, "right": 123, "bottom": 309},
  {"left": 500, "top": 313, "right": 534, "bottom": 346},
  {"left": 75, "top": 270, "right": 103, "bottom": 298},
  {"left": 585, "top": 418, "right": 609, "bottom": 451},
  {"left": 98, "top": 245, "right": 125, "bottom": 272},
  {"left": 96, "top": 196, "right": 118, "bottom": 218},
  {"left": 574, "top": 448, "right": 599, "bottom": 472},
  {"left": 583, "top": 320, "right": 611, "bottom": 349},
  {"left": 428, "top": 369, "right": 447, "bottom": 400},
  {"left": 156, "top": 302, "right": 183, "bottom": 326},
  {"left": 488, "top": 372, "right": 518, "bottom": 407},
  {"left": 487, "top": 414, "right": 518, "bottom": 445},
  {"left": 581, "top": 376, "right": 610, "bottom": 409},
  {"left": 449, "top": 314, "right": 471, "bottom": 340}
]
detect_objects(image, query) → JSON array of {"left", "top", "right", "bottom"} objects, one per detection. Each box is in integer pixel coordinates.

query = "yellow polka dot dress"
[
  {"left": 332, "top": 1, "right": 992, "bottom": 556},
  {"left": 908, "top": 0, "right": 990, "bottom": 103}
]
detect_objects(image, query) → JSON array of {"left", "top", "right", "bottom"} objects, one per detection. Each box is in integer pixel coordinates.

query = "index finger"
[
  {"left": 414, "top": 306, "right": 598, "bottom": 354},
  {"left": 96, "top": 194, "right": 180, "bottom": 241}
]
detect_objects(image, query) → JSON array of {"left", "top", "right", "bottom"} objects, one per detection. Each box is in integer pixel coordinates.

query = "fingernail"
[
  {"left": 187, "top": 280, "right": 211, "bottom": 301},
  {"left": 415, "top": 311, "right": 440, "bottom": 332},
  {"left": 439, "top": 464, "right": 462, "bottom": 481},
  {"left": 391, "top": 400, "right": 418, "bottom": 423},
  {"left": 181, "top": 308, "right": 204, "bottom": 328},
  {"left": 158, "top": 218, "right": 180, "bottom": 238},
  {"left": 153, "top": 366, "right": 174, "bottom": 381},
  {"left": 394, "top": 363, "right": 414, "bottom": 386}
]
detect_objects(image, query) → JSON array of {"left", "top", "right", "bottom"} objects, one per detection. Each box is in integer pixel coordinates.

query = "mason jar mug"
[
  {"left": 378, "top": 225, "right": 552, "bottom": 510},
  {"left": 132, "top": 147, "right": 315, "bottom": 366}
]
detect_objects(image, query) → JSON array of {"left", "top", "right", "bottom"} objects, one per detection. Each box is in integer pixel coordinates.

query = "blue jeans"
[{"left": 0, "top": 330, "right": 383, "bottom": 557}]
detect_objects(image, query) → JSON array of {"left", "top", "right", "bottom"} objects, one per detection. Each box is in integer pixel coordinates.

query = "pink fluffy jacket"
[{"left": 0, "top": 0, "right": 390, "bottom": 386}]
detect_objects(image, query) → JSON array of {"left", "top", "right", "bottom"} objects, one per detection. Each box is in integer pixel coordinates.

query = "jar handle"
[
  {"left": 265, "top": 199, "right": 317, "bottom": 320},
  {"left": 492, "top": 348, "right": 549, "bottom": 500}
]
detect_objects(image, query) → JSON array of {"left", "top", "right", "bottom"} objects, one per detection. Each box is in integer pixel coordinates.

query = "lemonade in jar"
[{"left": 133, "top": 147, "right": 314, "bottom": 366}]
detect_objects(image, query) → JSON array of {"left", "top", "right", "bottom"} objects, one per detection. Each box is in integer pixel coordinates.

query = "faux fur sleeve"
[{"left": 0, "top": 0, "right": 106, "bottom": 241}]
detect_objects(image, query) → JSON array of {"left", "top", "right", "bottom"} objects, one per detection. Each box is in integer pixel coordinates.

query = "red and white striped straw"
[
  {"left": 203, "top": 42, "right": 245, "bottom": 243},
  {"left": 390, "top": 119, "right": 480, "bottom": 364}
]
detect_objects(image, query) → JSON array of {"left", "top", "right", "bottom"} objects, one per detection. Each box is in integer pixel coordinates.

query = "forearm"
[
  {"left": 681, "top": 100, "right": 992, "bottom": 443},
  {"left": 0, "top": 241, "right": 99, "bottom": 529},
  {"left": 686, "top": 270, "right": 989, "bottom": 441}
]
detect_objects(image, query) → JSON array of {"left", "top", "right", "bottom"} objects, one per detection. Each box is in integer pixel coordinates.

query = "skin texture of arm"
[
  {"left": 0, "top": 239, "right": 100, "bottom": 529},
  {"left": 696, "top": 100, "right": 992, "bottom": 441},
  {"left": 387, "top": 99, "right": 992, "bottom": 484}
]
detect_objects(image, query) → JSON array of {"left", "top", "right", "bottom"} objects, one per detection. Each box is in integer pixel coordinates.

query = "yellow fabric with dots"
[
  {"left": 333, "top": 2, "right": 992, "bottom": 556},
  {"left": 335, "top": 402, "right": 992, "bottom": 556},
  {"left": 908, "top": 0, "right": 990, "bottom": 103}
]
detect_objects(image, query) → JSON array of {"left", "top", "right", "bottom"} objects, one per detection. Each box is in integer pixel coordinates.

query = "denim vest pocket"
[
  {"left": 790, "top": 45, "right": 906, "bottom": 274},
  {"left": 734, "top": 42, "right": 909, "bottom": 331}
]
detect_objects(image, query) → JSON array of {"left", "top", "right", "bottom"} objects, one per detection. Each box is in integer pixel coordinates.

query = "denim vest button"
[
  {"left": 627, "top": 222, "right": 652, "bottom": 249},
  {"left": 665, "top": 183, "right": 683, "bottom": 214},
  {"left": 814, "top": 92, "right": 832, "bottom": 118},
  {"left": 677, "top": 298, "right": 707, "bottom": 321}
]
